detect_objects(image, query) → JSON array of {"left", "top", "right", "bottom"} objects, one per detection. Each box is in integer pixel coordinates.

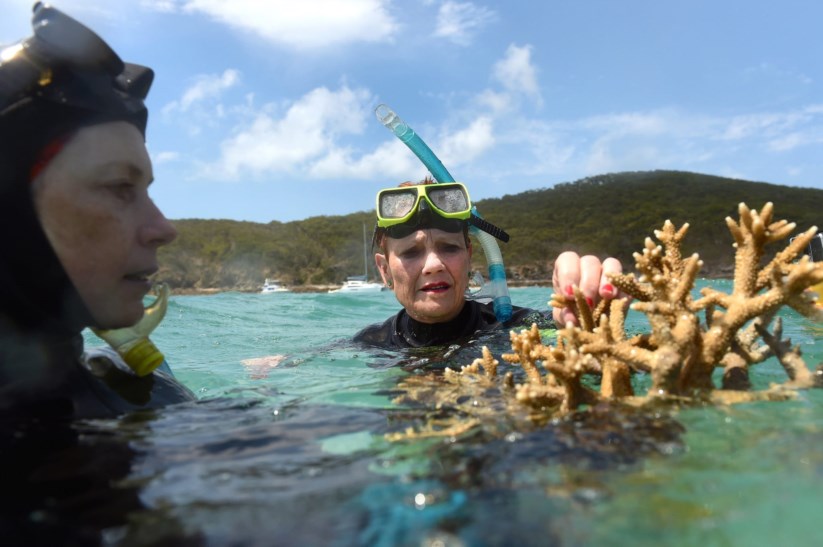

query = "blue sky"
[{"left": 3, "top": 0, "right": 822, "bottom": 223}]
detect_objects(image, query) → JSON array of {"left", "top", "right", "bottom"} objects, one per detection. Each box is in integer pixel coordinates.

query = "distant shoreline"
[
  {"left": 166, "top": 273, "right": 732, "bottom": 296},
  {"left": 169, "top": 281, "right": 551, "bottom": 295}
]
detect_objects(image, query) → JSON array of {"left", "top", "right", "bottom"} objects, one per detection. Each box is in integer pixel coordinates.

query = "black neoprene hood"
[{"left": 0, "top": 3, "right": 156, "bottom": 333}]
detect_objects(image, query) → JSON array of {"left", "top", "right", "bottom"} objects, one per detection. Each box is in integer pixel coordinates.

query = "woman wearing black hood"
[
  {"left": 0, "top": 3, "right": 195, "bottom": 422},
  {"left": 0, "top": 6, "right": 201, "bottom": 541}
]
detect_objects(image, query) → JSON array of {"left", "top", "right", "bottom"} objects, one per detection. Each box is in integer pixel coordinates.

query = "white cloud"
[
  {"left": 583, "top": 139, "right": 617, "bottom": 175},
  {"left": 721, "top": 112, "right": 798, "bottom": 141},
  {"left": 475, "top": 89, "right": 512, "bottom": 115},
  {"left": 769, "top": 132, "right": 806, "bottom": 152},
  {"left": 172, "top": 0, "right": 398, "bottom": 49},
  {"left": 433, "top": 1, "right": 496, "bottom": 46},
  {"left": 153, "top": 151, "right": 181, "bottom": 164},
  {"left": 207, "top": 84, "right": 372, "bottom": 180},
  {"left": 492, "top": 44, "right": 541, "bottom": 104},
  {"left": 580, "top": 111, "right": 671, "bottom": 136},
  {"left": 140, "top": 0, "right": 177, "bottom": 13},
  {"left": 163, "top": 69, "right": 241, "bottom": 115},
  {"left": 309, "top": 139, "right": 420, "bottom": 180},
  {"left": 768, "top": 130, "right": 823, "bottom": 152},
  {"left": 558, "top": 104, "right": 823, "bottom": 178},
  {"left": 438, "top": 117, "right": 495, "bottom": 167},
  {"left": 742, "top": 62, "right": 814, "bottom": 87},
  {"left": 571, "top": 110, "right": 717, "bottom": 175},
  {"left": 718, "top": 106, "right": 823, "bottom": 142}
]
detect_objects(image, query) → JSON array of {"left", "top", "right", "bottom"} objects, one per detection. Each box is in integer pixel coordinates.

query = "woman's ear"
[{"left": 375, "top": 253, "right": 391, "bottom": 286}]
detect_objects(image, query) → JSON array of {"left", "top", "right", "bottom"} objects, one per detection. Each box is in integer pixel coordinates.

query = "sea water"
[{"left": 72, "top": 283, "right": 822, "bottom": 546}]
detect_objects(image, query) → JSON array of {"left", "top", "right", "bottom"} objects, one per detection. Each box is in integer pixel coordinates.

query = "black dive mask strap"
[{"left": 469, "top": 214, "right": 510, "bottom": 243}]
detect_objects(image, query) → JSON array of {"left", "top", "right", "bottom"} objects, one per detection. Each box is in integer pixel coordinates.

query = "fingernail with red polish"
[
  {"left": 565, "top": 286, "right": 574, "bottom": 296},
  {"left": 603, "top": 284, "right": 615, "bottom": 297},
  {"left": 586, "top": 297, "right": 594, "bottom": 308}
]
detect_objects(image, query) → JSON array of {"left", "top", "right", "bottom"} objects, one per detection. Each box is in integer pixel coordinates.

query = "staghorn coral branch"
[
  {"left": 387, "top": 201, "right": 823, "bottom": 442},
  {"left": 672, "top": 254, "right": 702, "bottom": 305},
  {"left": 766, "top": 220, "right": 796, "bottom": 243},
  {"left": 694, "top": 288, "right": 729, "bottom": 310},
  {"left": 582, "top": 336, "right": 655, "bottom": 373},
  {"left": 608, "top": 272, "right": 654, "bottom": 302},
  {"left": 607, "top": 299, "right": 628, "bottom": 341},
  {"left": 502, "top": 325, "right": 545, "bottom": 384},
  {"left": 757, "top": 226, "right": 818, "bottom": 291},
  {"left": 653, "top": 220, "right": 689, "bottom": 274},
  {"left": 572, "top": 286, "right": 595, "bottom": 331},
  {"left": 726, "top": 215, "right": 744, "bottom": 245},
  {"left": 754, "top": 318, "right": 822, "bottom": 388}
]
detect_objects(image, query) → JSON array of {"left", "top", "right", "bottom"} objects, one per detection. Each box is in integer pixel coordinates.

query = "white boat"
[
  {"left": 328, "top": 223, "right": 387, "bottom": 294},
  {"left": 329, "top": 275, "right": 385, "bottom": 293},
  {"left": 260, "top": 278, "right": 290, "bottom": 294}
]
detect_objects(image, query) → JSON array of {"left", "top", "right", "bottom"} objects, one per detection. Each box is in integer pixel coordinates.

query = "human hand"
[
  {"left": 241, "top": 355, "right": 287, "bottom": 379},
  {"left": 551, "top": 252, "right": 625, "bottom": 326}
]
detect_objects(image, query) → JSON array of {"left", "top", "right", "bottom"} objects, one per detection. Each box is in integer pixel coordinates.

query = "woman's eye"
[
  {"left": 439, "top": 244, "right": 463, "bottom": 254},
  {"left": 398, "top": 248, "right": 422, "bottom": 259},
  {"left": 106, "top": 181, "right": 137, "bottom": 202}
]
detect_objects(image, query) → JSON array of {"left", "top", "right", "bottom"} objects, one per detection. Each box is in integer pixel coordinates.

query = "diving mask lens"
[
  {"left": 378, "top": 189, "right": 418, "bottom": 219},
  {"left": 428, "top": 184, "right": 470, "bottom": 214},
  {"left": 376, "top": 183, "right": 471, "bottom": 228}
]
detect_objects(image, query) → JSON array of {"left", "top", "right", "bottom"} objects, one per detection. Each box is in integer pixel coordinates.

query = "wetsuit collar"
[{"left": 396, "top": 301, "right": 477, "bottom": 347}]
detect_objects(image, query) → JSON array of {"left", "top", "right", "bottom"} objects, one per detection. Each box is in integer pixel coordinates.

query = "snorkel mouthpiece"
[
  {"left": 376, "top": 104, "right": 455, "bottom": 184},
  {"left": 375, "top": 104, "right": 412, "bottom": 142}
]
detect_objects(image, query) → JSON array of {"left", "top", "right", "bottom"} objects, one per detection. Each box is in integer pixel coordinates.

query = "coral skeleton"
[{"left": 389, "top": 203, "right": 823, "bottom": 440}]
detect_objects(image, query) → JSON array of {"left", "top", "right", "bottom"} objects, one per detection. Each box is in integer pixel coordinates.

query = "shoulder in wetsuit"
[
  {"left": 353, "top": 299, "right": 555, "bottom": 349},
  {"left": 0, "top": 315, "right": 196, "bottom": 422}
]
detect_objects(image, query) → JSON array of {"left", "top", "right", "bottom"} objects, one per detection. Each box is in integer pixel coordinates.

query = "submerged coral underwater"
[{"left": 389, "top": 202, "right": 823, "bottom": 441}]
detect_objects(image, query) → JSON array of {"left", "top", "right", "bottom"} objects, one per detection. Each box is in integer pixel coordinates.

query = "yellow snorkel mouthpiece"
[{"left": 91, "top": 283, "right": 170, "bottom": 376}]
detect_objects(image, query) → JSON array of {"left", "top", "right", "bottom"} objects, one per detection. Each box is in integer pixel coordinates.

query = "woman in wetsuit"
[
  {"left": 0, "top": 3, "right": 195, "bottom": 422},
  {"left": 354, "top": 179, "right": 623, "bottom": 348}
]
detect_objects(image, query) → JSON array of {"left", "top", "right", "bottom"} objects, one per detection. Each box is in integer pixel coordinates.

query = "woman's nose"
[
  {"left": 140, "top": 199, "right": 178, "bottom": 247},
  {"left": 422, "top": 251, "right": 445, "bottom": 274}
]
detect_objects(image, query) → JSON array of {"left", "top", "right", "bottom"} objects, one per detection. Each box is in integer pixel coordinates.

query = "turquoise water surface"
[{"left": 79, "top": 283, "right": 823, "bottom": 546}]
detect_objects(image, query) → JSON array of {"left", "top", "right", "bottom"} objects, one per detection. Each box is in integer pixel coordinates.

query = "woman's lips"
[
  {"left": 124, "top": 268, "right": 157, "bottom": 283},
  {"left": 421, "top": 282, "right": 450, "bottom": 293}
]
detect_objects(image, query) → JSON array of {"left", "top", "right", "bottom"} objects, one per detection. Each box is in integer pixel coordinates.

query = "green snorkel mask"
[{"left": 375, "top": 182, "right": 510, "bottom": 242}]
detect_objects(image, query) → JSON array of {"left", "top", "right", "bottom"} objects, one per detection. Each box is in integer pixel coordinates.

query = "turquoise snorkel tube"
[{"left": 375, "top": 104, "right": 513, "bottom": 322}]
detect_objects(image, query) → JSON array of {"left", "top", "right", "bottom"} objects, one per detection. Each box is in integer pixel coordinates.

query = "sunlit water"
[{"left": 73, "top": 283, "right": 822, "bottom": 546}]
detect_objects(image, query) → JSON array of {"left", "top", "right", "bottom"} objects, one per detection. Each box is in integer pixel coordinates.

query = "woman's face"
[
  {"left": 376, "top": 228, "right": 471, "bottom": 323},
  {"left": 32, "top": 121, "right": 177, "bottom": 329}
]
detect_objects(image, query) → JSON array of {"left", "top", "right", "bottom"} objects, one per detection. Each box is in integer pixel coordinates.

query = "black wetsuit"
[
  {"left": 0, "top": 16, "right": 200, "bottom": 540},
  {"left": 0, "top": 139, "right": 196, "bottom": 544},
  {"left": 353, "top": 299, "right": 555, "bottom": 349}
]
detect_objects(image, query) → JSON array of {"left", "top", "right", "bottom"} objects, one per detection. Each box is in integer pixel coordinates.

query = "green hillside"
[{"left": 157, "top": 170, "right": 823, "bottom": 290}]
